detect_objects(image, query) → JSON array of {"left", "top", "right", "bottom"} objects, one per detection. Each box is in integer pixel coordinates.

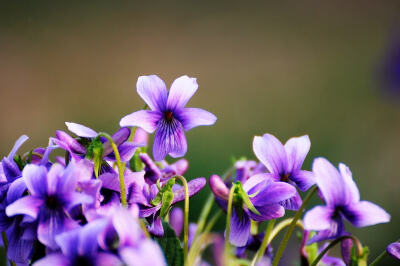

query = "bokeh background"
[{"left": 1, "top": 1, "right": 399, "bottom": 265}]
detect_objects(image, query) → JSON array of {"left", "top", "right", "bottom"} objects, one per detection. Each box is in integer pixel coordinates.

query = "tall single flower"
[
  {"left": 253, "top": 133, "right": 315, "bottom": 210},
  {"left": 303, "top": 157, "right": 390, "bottom": 243},
  {"left": 119, "top": 75, "right": 217, "bottom": 161},
  {"left": 209, "top": 174, "right": 296, "bottom": 246},
  {"left": 6, "top": 161, "right": 93, "bottom": 249}
]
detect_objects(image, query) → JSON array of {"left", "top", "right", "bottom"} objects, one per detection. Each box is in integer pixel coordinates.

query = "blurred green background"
[{"left": 0, "top": 1, "right": 399, "bottom": 265}]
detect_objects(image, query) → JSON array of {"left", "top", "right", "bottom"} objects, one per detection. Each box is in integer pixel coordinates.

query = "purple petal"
[
  {"left": 176, "top": 108, "right": 217, "bottom": 131},
  {"left": 243, "top": 173, "right": 278, "bottom": 193},
  {"left": 106, "top": 142, "right": 141, "bottom": 162},
  {"left": 312, "top": 157, "right": 349, "bottom": 207},
  {"left": 169, "top": 207, "right": 183, "bottom": 236},
  {"left": 279, "top": 191, "right": 303, "bottom": 211},
  {"left": 99, "top": 173, "right": 120, "bottom": 192},
  {"left": 229, "top": 209, "right": 250, "bottom": 247},
  {"left": 55, "top": 130, "right": 86, "bottom": 154},
  {"left": 387, "top": 242, "right": 400, "bottom": 260},
  {"left": 153, "top": 119, "right": 187, "bottom": 161},
  {"left": 38, "top": 215, "right": 78, "bottom": 249},
  {"left": 148, "top": 216, "right": 164, "bottom": 236},
  {"left": 166, "top": 75, "right": 198, "bottom": 111},
  {"left": 307, "top": 217, "right": 345, "bottom": 244},
  {"left": 55, "top": 227, "right": 79, "bottom": 258},
  {"left": 304, "top": 206, "right": 334, "bottom": 231},
  {"left": 342, "top": 201, "right": 390, "bottom": 227},
  {"left": 248, "top": 204, "right": 285, "bottom": 221},
  {"left": 7, "top": 178, "right": 27, "bottom": 204},
  {"left": 284, "top": 135, "right": 310, "bottom": 173},
  {"left": 102, "top": 127, "right": 131, "bottom": 156},
  {"left": 65, "top": 122, "right": 98, "bottom": 138},
  {"left": 137, "top": 75, "right": 168, "bottom": 111},
  {"left": 132, "top": 127, "right": 149, "bottom": 145},
  {"left": 253, "top": 134, "right": 288, "bottom": 175},
  {"left": 290, "top": 170, "right": 315, "bottom": 191},
  {"left": 1, "top": 158, "right": 21, "bottom": 182},
  {"left": 32, "top": 254, "right": 69, "bottom": 266},
  {"left": 46, "top": 164, "right": 64, "bottom": 195},
  {"left": 66, "top": 192, "right": 93, "bottom": 210},
  {"left": 139, "top": 205, "right": 161, "bottom": 218},
  {"left": 79, "top": 219, "right": 108, "bottom": 254},
  {"left": 6, "top": 196, "right": 43, "bottom": 219},
  {"left": 250, "top": 181, "right": 297, "bottom": 206},
  {"left": 7, "top": 230, "right": 34, "bottom": 264},
  {"left": 8, "top": 135, "right": 29, "bottom": 160},
  {"left": 341, "top": 237, "right": 353, "bottom": 265},
  {"left": 112, "top": 208, "right": 141, "bottom": 246},
  {"left": 119, "top": 110, "right": 161, "bottom": 133},
  {"left": 96, "top": 252, "right": 123, "bottom": 266},
  {"left": 209, "top": 174, "right": 229, "bottom": 200},
  {"left": 22, "top": 164, "right": 48, "bottom": 197},
  {"left": 40, "top": 140, "right": 58, "bottom": 166},
  {"left": 338, "top": 163, "right": 360, "bottom": 203},
  {"left": 120, "top": 240, "right": 167, "bottom": 266},
  {"left": 172, "top": 177, "right": 206, "bottom": 204}
]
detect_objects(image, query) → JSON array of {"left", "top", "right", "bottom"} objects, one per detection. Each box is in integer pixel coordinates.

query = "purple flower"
[
  {"left": 387, "top": 242, "right": 400, "bottom": 260},
  {"left": 304, "top": 158, "right": 390, "bottom": 243},
  {"left": 253, "top": 134, "right": 315, "bottom": 210},
  {"left": 209, "top": 174, "right": 296, "bottom": 246},
  {"left": 6, "top": 161, "right": 93, "bottom": 249},
  {"left": 169, "top": 207, "right": 183, "bottom": 236},
  {"left": 33, "top": 219, "right": 121, "bottom": 266},
  {"left": 119, "top": 75, "right": 217, "bottom": 161}
]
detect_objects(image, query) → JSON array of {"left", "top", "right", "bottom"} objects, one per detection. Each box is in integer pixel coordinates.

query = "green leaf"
[
  {"left": 85, "top": 137, "right": 104, "bottom": 178},
  {"left": 233, "top": 181, "right": 260, "bottom": 216},
  {"left": 154, "top": 222, "right": 184, "bottom": 266},
  {"left": 129, "top": 150, "right": 145, "bottom": 172}
]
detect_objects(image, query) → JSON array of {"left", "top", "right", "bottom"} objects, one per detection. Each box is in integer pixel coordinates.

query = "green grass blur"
[{"left": 0, "top": 1, "right": 399, "bottom": 264}]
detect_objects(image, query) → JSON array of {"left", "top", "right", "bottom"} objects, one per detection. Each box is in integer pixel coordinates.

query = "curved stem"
[
  {"left": 174, "top": 175, "right": 189, "bottom": 261},
  {"left": 310, "top": 235, "right": 363, "bottom": 266},
  {"left": 98, "top": 132, "right": 127, "bottom": 207},
  {"left": 269, "top": 218, "right": 304, "bottom": 243},
  {"left": 2, "top": 232, "right": 16, "bottom": 266},
  {"left": 251, "top": 219, "right": 276, "bottom": 266},
  {"left": 272, "top": 186, "right": 318, "bottom": 266},
  {"left": 370, "top": 238, "right": 399, "bottom": 266},
  {"left": 224, "top": 186, "right": 236, "bottom": 265}
]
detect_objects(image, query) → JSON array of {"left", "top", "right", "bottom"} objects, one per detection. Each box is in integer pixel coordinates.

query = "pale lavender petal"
[
  {"left": 279, "top": 191, "right": 303, "bottom": 211},
  {"left": 96, "top": 252, "right": 123, "bottom": 266},
  {"left": 66, "top": 192, "right": 93, "bottom": 210},
  {"left": 253, "top": 134, "right": 288, "bottom": 175},
  {"left": 55, "top": 130, "right": 86, "bottom": 154},
  {"left": 112, "top": 208, "right": 141, "bottom": 246},
  {"left": 387, "top": 242, "right": 400, "bottom": 260},
  {"left": 342, "top": 201, "right": 390, "bottom": 227},
  {"left": 8, "top": 135, "right": 29, "bottom": 160},
  {"left": 229, "top": 209, "right": 250, "bottom": 247},
  {"left": 290, "top": 170, "right": 315, "bottom": 191},
  {"left": 58, "top": 162, "right": 79, "bottom": 194},
  {"left": 65, "top": 122, "right": 98, "bottom": 138},
  {"left": 79, "top": 219, "right": 108, "bottom": 255},
  {"left": 6, "top": 196, "right": 43, "bottom": 219},
  {"left": 153, "top": 119, "right": 187, "bottom": 161},
  {"left": 32, "top": 254, "right": 69, "bottom": 266},
  {"left": 209, "top": 175, "right": 229, "bottom": 200},
  {"left": 55, "top": 227, "right": 79, "bottom": 258},
  {"left": 166, "top": 75, "right": 198, "bottom": 110},
  {"left": 132, "top": 127, "right": 149, "bottom": 145},
  {"left": 250, "top": 181, "right": 297, "bottom": 206},
  {"left": 307, "top": 217, "right": 345, "bottom": 244},
  {"left": 243, "top": 173, "right": 277, "bottom": 193},
  {"left": 338, "top": 163, "right": 360, "bottom": 204},
  {"left": 22, "top": 164, "right": 48, "bottom": 197},
  {"left": 312, "top": 157, "right": 346, "bottom": 207},
  {"left": 38, "top": 215, "right": 78, "bottom": 249},
  {"left": 119, "top": 110, "right": 161, "bottom": 133},
  {"left": 169, "top": 207, "right": 183, "bottom": 236},
  {"left": 120, "top": 240, "right": 166, "bottom": 266},
  {"left": 7, "top": 178, "right": 27, "bottom": 204},
  {"left": 46, "top": 164, "right": 64, "bottom": 195},
  {"left": 40, "top": 140, "right": 58, "bottom": 165},
  {"left": 304, "top": 206, "right": 334, "bottom": 231},
  {"left": 172, "top": 177, "right": 206, "bottom": 204},
  {"left": 137, "top": 75, "right": 168, "bottom": 111},
  {"left": 248, "top": 204, "right": 285, "bottom": 221},
  {"left": 284, "top": 135, "right": 310, "bottom": 173},
  {"left": 176, "top": 108, "right": 217, "bottom": 131}
]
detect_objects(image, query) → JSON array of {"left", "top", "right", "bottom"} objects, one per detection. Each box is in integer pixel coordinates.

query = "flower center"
[
  {"left": 164, "top": 111, "right": 174, "bottom": 123},
  {"left": 45, "top": 195, "right": 61, "bottom": 210},
  {"left": 281, "top": 173, "right": 290, "bottom": 182}
]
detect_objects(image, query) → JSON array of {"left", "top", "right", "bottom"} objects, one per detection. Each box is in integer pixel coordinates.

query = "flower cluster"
[{"left": 0, "top": 74, "right": 397, "bottom": 266}]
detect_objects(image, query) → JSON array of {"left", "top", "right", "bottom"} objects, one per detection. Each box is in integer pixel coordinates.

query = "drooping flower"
[
  {"left": 6, "top": 161, "right": 93, "bottom": 249},
  {"left": 252, "top": 133, "right": 315, "bottom": 210},
  {"left": 209, "top": 174, "right": 296, "bottom": 246},
  {"left": 387, "top": 242, "right": 400, "bottom": 261},
  {"left": 303, "top": 157, "right": 390, "bottom": 243},
  {"left": 119, "top": 75, "right": 217, "bottom": 161}
]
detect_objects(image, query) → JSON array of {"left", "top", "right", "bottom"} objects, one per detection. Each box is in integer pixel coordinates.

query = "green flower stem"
[
  {"left": 310, "top": 235, "right": 363, "bottom": 266},
  {"left": 128, "top": 127, "right": 137, "bottom": 142},
  {"left": 174, "top": 175, "right": 190, "bottom": 261},
  {"left": 224, "top": 186, "right": 236, "bottom": 265},
  {"left": 370, "top": 238, "right": 399, "bottom": 266},
  {"left": 97, "top": 132, "right": 127, "bottom": 207},
  {"left": 250, "top": 219, "right": 276, "bottom": 266},
  {"left": 272, "top": 186, "right": 318, "bottom": 266},
  {"left": 194, "top": 166, "right": 235, "bottom": 240},
  {"left": 268, "top": 218, "right": 303, "bottom": 243},
  {"left": 2, "top": 232, "right": 16, "bottom": 266}
]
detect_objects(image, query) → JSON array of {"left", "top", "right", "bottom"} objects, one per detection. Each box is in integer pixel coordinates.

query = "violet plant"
[{"left": 0, "top": 74, "right": 397, "bottom": 266}]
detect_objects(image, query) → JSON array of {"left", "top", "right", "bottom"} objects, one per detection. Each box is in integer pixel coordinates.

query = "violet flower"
[
  {"left": 209, "top": 174, "right": 296, "bottom": 246},
  {"left": 304, "top": 157, "right": 390, "bottom": 243},
  {"left": 387, "top": 242, "right": 400, "bottom": 261},
  {"left": 6, "top": 161, "right": 93, "bottom": 249},
  {"left": 33, "top": 219, "right": 121, "bottom": 266},
  {"left": 253, "top": 134, "right": 315, "bottom": 210},
  {"left": 119, "top": 75, "right": 217, "bottom": 161}
]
